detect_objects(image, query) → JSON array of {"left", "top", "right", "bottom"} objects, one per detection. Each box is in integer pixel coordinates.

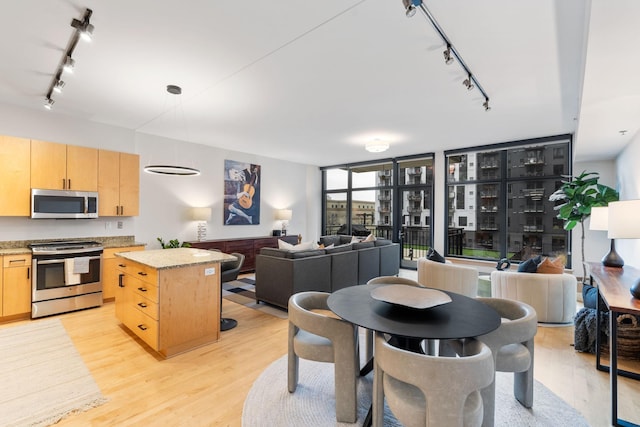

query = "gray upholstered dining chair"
[
  {"left": 476, "top": 297, "right": 538, "bottom": 427},
  {"left": 287, "top": 291, "right": 360, "bottom": 423},
  {"left": 417, "top": 258, "right": 479, "bottom": 297},
  {"left": 373, "top": 332, "right": 494, "bottom": 427}
]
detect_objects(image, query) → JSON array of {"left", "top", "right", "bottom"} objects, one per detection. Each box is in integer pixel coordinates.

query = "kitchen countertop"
[
  {"left": 0, "top": 236, "right": 146, "bottom": 256},
  {"left": 115, "top": 247, "right": 235, "bottom": 270}
]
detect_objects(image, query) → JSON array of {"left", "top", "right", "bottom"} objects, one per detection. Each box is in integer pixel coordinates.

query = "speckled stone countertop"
[
  {"left": 115, "top": 247, "right": 235, "bottom": 270},
  {"left": 0, "top": 236, "right": 146, "bottom": 256}
]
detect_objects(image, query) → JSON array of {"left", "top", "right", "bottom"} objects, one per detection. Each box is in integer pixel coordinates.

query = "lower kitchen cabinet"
[
  {"left": 115, "top": 255, "right": 220, "bottom": 358},
  {"left": 102, "top": 245, "right": 145, "bottom": 301},
  {"left": 2, "top": 254, "right": 32, "bottom": 318}
]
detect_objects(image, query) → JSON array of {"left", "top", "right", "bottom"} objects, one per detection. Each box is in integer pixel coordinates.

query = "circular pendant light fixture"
[
  {"left": 144, "top": 85, "right": 201, "bottom": 176},
  {"left": 365, "top": 139, "right": 390, "bottom": 153}
]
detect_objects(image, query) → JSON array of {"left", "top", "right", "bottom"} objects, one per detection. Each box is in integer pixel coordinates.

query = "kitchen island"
[{"left": 115, "top": 248, "right": 235, "bottom": 358}]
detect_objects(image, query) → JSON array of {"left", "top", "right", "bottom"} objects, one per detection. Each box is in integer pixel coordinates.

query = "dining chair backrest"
[{"left": 373, "top": 332, "right": 494, "bottom": 427}]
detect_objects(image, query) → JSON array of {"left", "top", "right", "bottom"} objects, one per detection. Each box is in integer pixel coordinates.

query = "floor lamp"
[
  {"left": 589, "top": 206, "right": 624, "bottom": 267},
  {"left": 608, "top": 200, "right": 640, "bottom": 298}
]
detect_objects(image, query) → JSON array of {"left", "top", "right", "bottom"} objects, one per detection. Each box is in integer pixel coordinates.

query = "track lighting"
[
  {"left": 53, "top": 80, "right": 65, "bottom": 94},
  {"left": 42, "top": 9, "right": 93, "bottom": 110},
  {"left": 463, "top": 74, "right": 474, "bottom": 90},
  {"left": 443, "top": 45, "right": 454, "bottom": 65},
  {"left": 402, "top": 0, "right": 417, "bottom": 17},
  {"left": 62, "top": 56, "right": 75, "bottom": 73},
  {"left": 399, "top": 0, "right": 491, "bottom": 111}
]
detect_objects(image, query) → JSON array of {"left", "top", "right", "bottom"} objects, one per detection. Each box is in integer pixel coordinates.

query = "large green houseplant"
[{"left": 549, "top": 171, "right": 618, "bottom": 280}]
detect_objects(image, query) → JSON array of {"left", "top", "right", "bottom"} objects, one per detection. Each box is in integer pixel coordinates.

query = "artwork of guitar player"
[{"left": 224, "top": 160, "right": 261, "bottom": 225}]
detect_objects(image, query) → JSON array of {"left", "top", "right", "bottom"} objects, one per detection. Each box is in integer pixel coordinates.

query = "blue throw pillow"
[
  {"left": 426, "top": 248, "right": 446, "bottom": 263},
  {"left": 517, "top": 255, "right": 542, "bottom": 273}
]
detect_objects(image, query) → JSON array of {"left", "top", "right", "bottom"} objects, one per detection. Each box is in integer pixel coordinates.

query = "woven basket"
[{"left": 601, "top": 313, "right": 640, "bottom": 360}]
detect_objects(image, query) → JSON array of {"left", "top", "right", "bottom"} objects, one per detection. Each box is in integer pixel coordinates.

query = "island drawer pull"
[
  {"left": 137, "top": 324, "right": 148, "bottom": 331},
  {"left": 119, "top": 274, "right": 125, "bottom": 288},
  {"left": 138, "top": 287, "right": 147, "bottom": 292},
  {"left": 138, "top": 272, "right": 147, "bottom": 276},
  {"left": 138, "top": 302, "right": 147, "bottom": 308}
]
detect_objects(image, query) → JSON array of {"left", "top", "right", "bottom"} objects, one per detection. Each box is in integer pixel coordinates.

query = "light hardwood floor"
[{"left": 4, "top": 278, "right": 640, "bottom": 426}]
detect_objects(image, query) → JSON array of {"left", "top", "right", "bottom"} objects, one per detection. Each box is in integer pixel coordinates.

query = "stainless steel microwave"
[{"left": 31, "top": 189, "right": 99, "bottom": 219}]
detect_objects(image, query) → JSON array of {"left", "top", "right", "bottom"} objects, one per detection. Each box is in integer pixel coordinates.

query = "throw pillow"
[
  {"left": 278, "top": 239, "right": 294, "bottom": 250},
  {"left": 350, "top": 235, "right": 361, "bottom": 243},
  {"left": 426, "top": 247, "right": 446, "bottom": 263},
  {"left": 363, "top": 233, "right": 376, "bottom": 242},
  {"left": 496, "top": 258, "right": 511, "bottom": 271},
  {"left": 517, "top": 255, "right": 542, "bottom": 273},
  {"left": 537, "top": 255, "right": 566, "bottom": 274}
]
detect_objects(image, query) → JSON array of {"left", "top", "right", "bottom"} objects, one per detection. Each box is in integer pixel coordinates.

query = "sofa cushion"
[
  {"left": 287, "top": 249, "right": 326, "bottom": 259},
  {"left": 536, "top": 255, "right": 566, "bottom": 274},
  {"left": 259, "top": 247, "right": 288, "bottom": 258},
  {"left": 363, "top": 233, "right": 376, "bottom": 242},
  {"left": 374, "top": 239, "right": 392, "bottom": 247},
  {"left": 325, "top": 243, "right": 352, "bottom": 254},
  {"left": 352, "top": 241, "right": 375, "bottom": 250},
  {"left": 426, "top": 247, "right": 446, "bottom": 263},
  {"left": 517, "top": 255, "right": 542, "bottom": 273},
  {"left": 320, "top": 235, "right": 342, "bottom": 247},
  {"left": 341, "top": 235, "right": 355, "bottom": 244}
]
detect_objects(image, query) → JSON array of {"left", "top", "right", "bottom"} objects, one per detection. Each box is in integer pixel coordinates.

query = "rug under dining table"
[{"left": 242, "top": 355, "right": 590, "bottom": 426}]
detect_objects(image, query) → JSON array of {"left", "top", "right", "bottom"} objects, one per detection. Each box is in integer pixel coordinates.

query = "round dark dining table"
[{"left": 327, "top": 283, "right": 501, "bottom": 340}]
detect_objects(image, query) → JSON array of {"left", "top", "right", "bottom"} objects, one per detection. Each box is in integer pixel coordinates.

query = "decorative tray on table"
[{"left": 370, "top": 284, "right": 452, "bottom": 309}]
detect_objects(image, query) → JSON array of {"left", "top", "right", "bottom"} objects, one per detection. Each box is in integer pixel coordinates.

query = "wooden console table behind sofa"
[{"left": 189, "top": 235, "right": 298, "bottom": 273}]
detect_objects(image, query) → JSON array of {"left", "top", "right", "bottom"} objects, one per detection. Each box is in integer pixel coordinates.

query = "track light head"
[
  {"left": 71, "top": 9, "right": 94, "bottom": 41},
  {"left": 463, "top": 74, "right": 474, "bottom": 90},
  {"left": 63, "top": 56, "right": 75, "bottom": 73},
  {"left": 53, "top": 80, "right": 65, "bottom": 94},
  {"left": 483, "top": 98, "right": 491, "bottom": 112},
  {"left": 402, "top": 0, "right": 417, "bottom": 17},
  {"left": 443, "top": 45, "right": 454, "bottom": 65},
  {"left": 44, "top": 98, "right": 55, "bottom": 110}
]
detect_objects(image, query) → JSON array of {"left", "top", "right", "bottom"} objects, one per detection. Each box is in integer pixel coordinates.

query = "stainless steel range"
[{"left": 29, "top": 240, "right": 103, "bottom": 318}]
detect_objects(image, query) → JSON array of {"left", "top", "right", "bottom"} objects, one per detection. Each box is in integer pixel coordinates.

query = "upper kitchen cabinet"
[
  {"left": 0, "top": 136, "right": 30, "bottom": 216},
  {"left": 31, "top": 140, "right": 98, "bottom": 191},
  {"left": 98, "top": 149, "right": 140, "bottom": 216}
]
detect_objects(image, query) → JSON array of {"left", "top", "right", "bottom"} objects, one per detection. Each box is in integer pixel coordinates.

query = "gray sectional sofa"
[{"left": 254, "top": 236, "right": 400, "bottom": 309}]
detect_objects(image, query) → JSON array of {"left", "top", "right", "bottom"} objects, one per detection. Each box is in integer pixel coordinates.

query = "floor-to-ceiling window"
[
  {"left": 321, "top": 154, "right": 434, "bottom": 268},
  {"left": 445, "top": 135, "right": 572, "bottom": 265}
]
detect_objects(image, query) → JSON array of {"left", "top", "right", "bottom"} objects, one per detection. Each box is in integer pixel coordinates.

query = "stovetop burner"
[{"left": 29, "top": 240, "right": 103, "bottom": 255}]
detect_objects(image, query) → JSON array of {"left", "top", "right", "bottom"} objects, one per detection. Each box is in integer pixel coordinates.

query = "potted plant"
[
  {"left": 157, "top": 237, "right": 191, "bottom": 249},
  {"left": 549, "top": 170, "right": 618, "bottom": 281}
]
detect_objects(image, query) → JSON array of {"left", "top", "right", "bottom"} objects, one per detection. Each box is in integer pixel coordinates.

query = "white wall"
[
  {"left": 0, "top": 104, "right": 320, "bottom": 247},
  {"left": 613, "top": 134, "right": 640, "bottom": 269}
]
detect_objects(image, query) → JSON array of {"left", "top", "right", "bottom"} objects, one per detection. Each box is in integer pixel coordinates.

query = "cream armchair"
[
  {"left": 417, "top": 258, "right": 479, "bottom": 297},
  {"left": 490, "top": 270, "right": 577, "bottom": 324}
]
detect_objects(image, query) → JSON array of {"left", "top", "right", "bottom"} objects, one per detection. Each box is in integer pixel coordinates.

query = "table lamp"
[
  {"left": 608, "top": 200, "right": 640, "bottom": 298},
  {"left": 192, "top": 207, "right": 212, "bottom": 241},
  {"left": 275, "top": 209, "right": 292, "bottom": 235},
  {"left": 589, "top": 206, "right": 624, "bottom": 267}
]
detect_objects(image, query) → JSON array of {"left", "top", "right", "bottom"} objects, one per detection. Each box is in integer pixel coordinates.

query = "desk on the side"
[{"left": 589, "top": 262, "right": 640, "bottom": 427}]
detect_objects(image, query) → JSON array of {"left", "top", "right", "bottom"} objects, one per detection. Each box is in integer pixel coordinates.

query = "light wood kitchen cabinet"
[
  {"left": 0, "top": 136, "right": 31, "bottom": 216},
  {"left": 2, "top": 254, "right": 32, "bottom": 317},
  {"left": 31, "top": 140, "right": 98, "bottom": 191},
  {"left": 102, "top": 245, "right": 144, "bottom": 301},
  {"left": 98, "top": 150, "right": 140, "bottom": 216},
  {"left": 115, "top": 249, "right": 225, "bottom": 358}
]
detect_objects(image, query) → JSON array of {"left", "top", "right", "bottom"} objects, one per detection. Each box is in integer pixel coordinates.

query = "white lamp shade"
[
  {"left": 275, "top": 209, "right": 292, "bottom": 221},
  {"left": 589, "top": 206, "right": 609, "bottom": 231},
  {"left": 191, "top": 207, "right": 211, "bottom": 221},
  {"left": 608, "top": 200, "right": 640, "bottom": 239}
]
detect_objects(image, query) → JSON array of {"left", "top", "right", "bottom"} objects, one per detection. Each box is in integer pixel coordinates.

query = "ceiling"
[{"left": 0, "top": 0, "right": 636, "bottom": 167}]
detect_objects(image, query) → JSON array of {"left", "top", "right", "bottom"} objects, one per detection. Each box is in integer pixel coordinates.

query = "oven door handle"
[{"left": 35, "top": 255, "right": 102, "bottom": 265}]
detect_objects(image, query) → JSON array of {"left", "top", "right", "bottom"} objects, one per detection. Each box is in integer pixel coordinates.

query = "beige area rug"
[
  {"left": 242, "top": 355, "right": 590, "bottom": 427},
  {"left": 223, "top": 278, "right": 288, "bottom": 319},
  {"left": 0, "top": 319, "right": 107, "bottom": 426}
]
